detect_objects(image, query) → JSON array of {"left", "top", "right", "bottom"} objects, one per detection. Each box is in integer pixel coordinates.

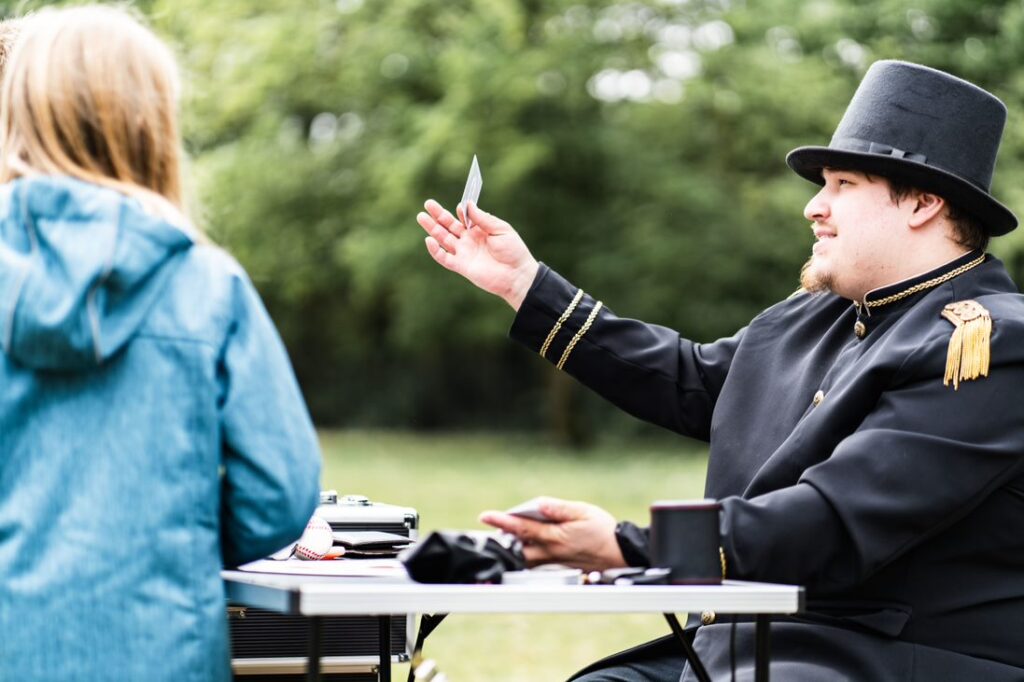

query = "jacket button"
[
  {"left": 701, "top": 610, "right": 716, "bottom": 625},
  {"left": 812, "top": 390, "right": 824, "bottom": 407}
]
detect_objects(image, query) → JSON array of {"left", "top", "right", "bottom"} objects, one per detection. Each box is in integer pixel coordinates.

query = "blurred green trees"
[{"left": 10, "top": 0, "right": 1024, "bottom": 440}]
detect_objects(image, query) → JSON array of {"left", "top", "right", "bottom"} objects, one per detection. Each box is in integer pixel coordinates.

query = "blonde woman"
[
  {"left": 0, "top": 7, "right": 321, "bottom": 681},
  {"left": 0, "top": 18, "right": 20, "bottom": 73}
]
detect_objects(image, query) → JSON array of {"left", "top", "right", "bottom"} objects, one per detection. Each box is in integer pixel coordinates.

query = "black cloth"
[
  {"left": 569, "top": 626, "right": 1024, "bottom": 682},
  {"left": 401, "top": 530, "right": 525, "bottom": 583},
  {"left": 570, "top": 634, "right": 685, "bottom": 681},
  {"left": 510, "top": 252, "right": 1024, "bottom": 680}
]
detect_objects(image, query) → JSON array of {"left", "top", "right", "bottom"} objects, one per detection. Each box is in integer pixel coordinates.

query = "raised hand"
[
  {"left": 417, "top": 199, "right": 539, "bottom": 311},
  {"left": 478, "top": 496, "right": 627, "bottom": 572}
]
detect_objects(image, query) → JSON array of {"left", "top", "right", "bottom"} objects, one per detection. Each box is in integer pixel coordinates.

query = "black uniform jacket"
[{"left": 510, "top": 251, "right": 1024, "bottom": 680}]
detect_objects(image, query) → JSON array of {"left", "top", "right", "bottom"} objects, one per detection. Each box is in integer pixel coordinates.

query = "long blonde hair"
[{"left": 0, "top": 6, "right": 193, "bottom": 225}]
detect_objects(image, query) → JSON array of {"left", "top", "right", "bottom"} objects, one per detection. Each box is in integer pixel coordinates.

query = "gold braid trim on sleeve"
[
  {"left": 941, "top": 300, "right": 992, "bottom": 390},
  {"left": 539, "top": 288, "right": 584, "bottom": 359},
  {"left": 556, "top": 301, "right": 603, "bottom": 370}
]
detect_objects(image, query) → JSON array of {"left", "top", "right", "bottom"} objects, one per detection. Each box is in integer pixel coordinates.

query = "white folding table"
[{"left": 223, "top": 570, "right": 804, "bottom": 682}]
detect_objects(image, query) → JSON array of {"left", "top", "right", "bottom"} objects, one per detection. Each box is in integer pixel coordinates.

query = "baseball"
[{"left": 294, "top": 516, "right": 334, "bottom": 561}]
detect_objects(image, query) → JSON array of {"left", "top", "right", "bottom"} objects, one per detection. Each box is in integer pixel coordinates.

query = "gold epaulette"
[{"left": 941, "top": 300, "right": 992, "bottom": 390}]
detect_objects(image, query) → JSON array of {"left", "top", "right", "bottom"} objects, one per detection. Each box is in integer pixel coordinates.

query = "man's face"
[{"left": 800, "top": 169, "right": 913, "bottom": 301}]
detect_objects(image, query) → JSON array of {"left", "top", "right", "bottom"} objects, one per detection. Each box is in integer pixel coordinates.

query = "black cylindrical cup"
[{"left": 649, "top": 499, "right": 722, "bottom": 584}]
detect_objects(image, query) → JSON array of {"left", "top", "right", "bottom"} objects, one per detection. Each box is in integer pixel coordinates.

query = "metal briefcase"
[{"left": 228, "top": 492, "right": 418, "bottom": 679}]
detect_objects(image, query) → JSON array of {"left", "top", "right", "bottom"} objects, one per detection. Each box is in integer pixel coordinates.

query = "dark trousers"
[
  {"left": 570, "top": 634, "right": 686, "bottom": 682},
  {"left": 568, "top": 621, "right": 1024, "bottom": 682}
]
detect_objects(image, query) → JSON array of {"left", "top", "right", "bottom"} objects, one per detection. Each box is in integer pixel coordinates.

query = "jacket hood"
[{"left": 0, "top": 176, "right": 194, "bottom": 370}]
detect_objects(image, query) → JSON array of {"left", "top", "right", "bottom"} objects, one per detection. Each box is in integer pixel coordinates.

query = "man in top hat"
[{"left": 416, "top": 60, "right": 1024, "bottom": 680}]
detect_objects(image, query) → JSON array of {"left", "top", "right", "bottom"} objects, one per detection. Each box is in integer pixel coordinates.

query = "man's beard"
[{"left": 800, "top": 255, "right": 834, "bottom": 294}]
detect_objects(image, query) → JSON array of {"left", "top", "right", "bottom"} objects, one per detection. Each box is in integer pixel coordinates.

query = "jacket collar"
[
  {"left": 850, "top": 249, "right": 986, "bottom": 339},
  {"left": 859, "top": 249, "right": 985, "bottom": 312}
]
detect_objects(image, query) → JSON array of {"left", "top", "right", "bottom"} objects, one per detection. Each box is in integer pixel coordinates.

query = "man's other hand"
[
  {"left": 417, "top": 199, "right": 539, "bottom": 311},
  {"left": 479, "top": 496, "right": 627, "bottom": 572}
]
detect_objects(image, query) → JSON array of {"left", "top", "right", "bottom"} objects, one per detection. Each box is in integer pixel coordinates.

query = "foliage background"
[
  {"left": 4, "top": 1, "right": 1023, "bottom": 677},
  {"left": 6, "top": 0, "right": 1024, "bottom": 443}
]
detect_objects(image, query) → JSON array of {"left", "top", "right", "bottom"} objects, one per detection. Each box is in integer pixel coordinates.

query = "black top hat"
[{"left": 787, "top": 60, "right": 1017, "bottom": 235}]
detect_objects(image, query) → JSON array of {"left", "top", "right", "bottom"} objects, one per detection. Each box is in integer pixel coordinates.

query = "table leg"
[
  {"left": 307, "top": 616, "right": 322, "bottom": 682},
  {"left": 663, "top": 614, "right": 710, "bottom": 682},
  {"left": 378, "top": 615, "right": 392, "bottom": 682},
  {"left": 754, "top": 614, "right": 770, "bottom": 682},
  {"left": 407, "top": 614, "right": 448, "bottom": 682}
]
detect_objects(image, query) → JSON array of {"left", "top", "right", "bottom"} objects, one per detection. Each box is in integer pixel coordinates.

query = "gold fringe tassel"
[{"left": 941, "top": 300, "right": 992, "bottom": 390}]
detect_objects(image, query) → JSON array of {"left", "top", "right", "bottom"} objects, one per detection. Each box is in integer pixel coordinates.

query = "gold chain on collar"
[{"left": 865, "top": 254, "right": 986, "bottom": 309}]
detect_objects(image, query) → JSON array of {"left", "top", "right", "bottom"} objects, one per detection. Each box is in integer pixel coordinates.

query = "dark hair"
[{"left": 886, "top": 178, "right": 989, "bottom": 252}]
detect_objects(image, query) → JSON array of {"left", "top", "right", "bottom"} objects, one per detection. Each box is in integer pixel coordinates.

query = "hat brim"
[{"left": 786, "top": 146, "right": 1017, "bottom": 236}]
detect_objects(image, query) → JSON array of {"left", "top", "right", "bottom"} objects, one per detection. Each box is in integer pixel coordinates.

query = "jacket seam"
[
  {"left": 87, "top": 205, "right": 122, "bottom": 364},
  {"left": 134, "top": 331, "right": 220, "bottom": 349},
  {"left": 3, "top": 191, "right": 37, "bottom": 351}
]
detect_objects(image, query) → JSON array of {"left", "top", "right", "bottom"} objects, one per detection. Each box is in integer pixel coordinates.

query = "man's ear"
[{"left": 907, "top": 191, "right": 946, "bottom": 228}]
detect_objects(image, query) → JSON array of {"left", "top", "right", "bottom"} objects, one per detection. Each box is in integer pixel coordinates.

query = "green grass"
[{"left": 320, "top": 429, "right": 709, "bottom": 681}]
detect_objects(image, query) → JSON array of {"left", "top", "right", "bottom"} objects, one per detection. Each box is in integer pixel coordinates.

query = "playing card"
[
  {"left": 505, "top": 497, "right": 553, "bottom": 523},
  {"left": 459, "top": 155, "right": 482, "bottom": 227}
]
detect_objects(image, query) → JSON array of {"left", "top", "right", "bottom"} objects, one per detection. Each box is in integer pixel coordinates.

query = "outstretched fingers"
[
  {"left": 479, "top": 511, "right": 543, "bottom": 541},
  {"left": 417, "top": 212, "right": 459, "bottom": 255},
  {"left": 424, "top": 236, "right": 457, "bottom": 271},
  {"left": 479, "top": 510, "right": 565, "bottom": 566},
  {"left": 424, "top": 199, "right": 465, "bottom": 237}
]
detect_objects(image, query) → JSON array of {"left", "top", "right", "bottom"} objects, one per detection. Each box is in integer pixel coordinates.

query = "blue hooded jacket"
[{"left": 0, "top": 176, "right": 322, "bottom": 681}]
